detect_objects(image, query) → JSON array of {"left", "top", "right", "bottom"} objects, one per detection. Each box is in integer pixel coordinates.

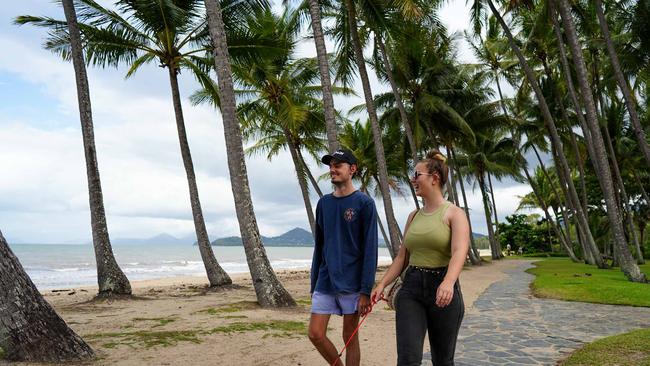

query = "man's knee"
[{"left": 308, "top": 324, "right": 327, "bottom": 344}]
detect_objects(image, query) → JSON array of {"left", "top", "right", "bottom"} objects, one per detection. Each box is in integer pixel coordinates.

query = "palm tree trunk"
[
  {"left": 168, "top": 67, "right": 231, "bottom": 287},
  {"left": 377, "top": 36, "right": 417, "bottom": 162},
  {"left": 494, "top": 71, "right": 508, "bottom": 117},
  {"left": 62, "top": 0, "right": 130, "bottom": 295},
  {"left": 360, "top": 188, "right": 392, "bottom": 257},
  {"left": 522, "top": 167, "right": 579, "bottom": 262},
  {"left": 550, "top": 142, "right": 597, "bottom": 264},
  {"left": 0, "top": 230, "right": 95, "bottom": 362},
  {"left": 556, "top": 0, "right": 645, "bottom": 282},
  {"left": 204, "top": 0, "right": 295, "bottom": 307},
  {"left": 297, "top": 149, "right": 323, "bottom": 198},
  {"left": 602, "top": 125, "right": 645, "bottom": 264},
  {"left": 633, "top": 170, "right": 650, "bottom": 204},
  {"left": 568, "top": 131, "right": 589, "bottom": 212},
  {"left": 487, "top": 0, "right": 605, "bottom": 268},
  {"left": 478, "top": 172, "right": 500, "bottom": 260},
  {"left": 487, "top": 172, "right": 500, "bottom": 234},
  {"left": 540, "top": 57, "right": 590, "bottom": 215},
  {"left": 595, "top": 0, "right": 650, "bottom": 168},
  {"left": 405, "top": 171, "right": 421, "bottom": 209},
  {"left": 450, "top": 147, "right": 481, "bottom": 264},
  {"left": 445, "top": 144, "right": 460, "bottom": 206},
  {"left": 531, "top": 145, "right": 573, "bottom": 244},
  {"left": 306, "top": 0, "right": 338, "bottom": 152},
  {"left": 344, "top": 0, "right": 401, "bottom": 256},
  {"left": 283, "top": 128, "right": 316, "bottom": 235}
]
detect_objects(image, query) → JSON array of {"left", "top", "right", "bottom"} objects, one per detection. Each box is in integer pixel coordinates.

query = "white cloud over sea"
[{"left": 0, "top": 0, "right": 537, "bottom": 244}]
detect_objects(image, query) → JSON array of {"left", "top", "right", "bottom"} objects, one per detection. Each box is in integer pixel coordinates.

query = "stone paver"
[{"left": 422, "top": 261, "right": 650, "bottom": 365}]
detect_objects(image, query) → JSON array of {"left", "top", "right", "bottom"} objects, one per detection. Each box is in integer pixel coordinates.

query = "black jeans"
[{"left": 395, "top": 266, "right": 464, "bottom": 366}]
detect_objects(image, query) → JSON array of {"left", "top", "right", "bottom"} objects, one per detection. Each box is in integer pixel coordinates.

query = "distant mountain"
[
  {"left": 472, "top": 232, "right": 487, "bottom": 239},
  {"left": 210, "top": 227, "right": 313, "bottom": 247},
  {"left": 110, "top": 228, "right": 487, "bottom": 247},
  {"left": 111, "top": 233, "right": 189, "bottom": 246}
]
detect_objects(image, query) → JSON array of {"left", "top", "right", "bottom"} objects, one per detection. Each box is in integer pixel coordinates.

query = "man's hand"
[{"left": 358, "top": 294, "right": 371, "bottom": 316}]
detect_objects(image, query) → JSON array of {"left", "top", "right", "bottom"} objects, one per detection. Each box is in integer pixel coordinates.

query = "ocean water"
[{"left": 9, "top": 244, "right": 392, "bottom": 290}]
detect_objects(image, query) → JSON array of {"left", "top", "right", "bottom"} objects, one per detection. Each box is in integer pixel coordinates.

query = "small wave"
[{"left": 53, "top": 267, "right": 83, "bottom": 272}]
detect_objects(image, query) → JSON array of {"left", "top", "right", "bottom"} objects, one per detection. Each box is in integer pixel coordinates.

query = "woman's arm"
[
  {"left": 370, "top": 210, "right": 416, "bottom": 303},
  {"left": 436, "top": 205, "right": 470, "bottom": 307}
]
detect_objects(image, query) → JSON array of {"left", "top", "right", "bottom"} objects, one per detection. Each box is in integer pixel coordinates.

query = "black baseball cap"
[{"left": 321, "top": 148, "right": 358, "bottom": 166}]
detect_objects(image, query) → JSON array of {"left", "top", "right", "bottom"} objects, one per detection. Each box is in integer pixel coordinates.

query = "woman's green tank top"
[{"left": 404, "top": 201, "right": 452, "bottom": 268}]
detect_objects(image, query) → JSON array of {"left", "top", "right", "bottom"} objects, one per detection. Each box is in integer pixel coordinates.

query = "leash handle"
[{"left": 330, "top": 294, "right": 386, "bottom": 366}]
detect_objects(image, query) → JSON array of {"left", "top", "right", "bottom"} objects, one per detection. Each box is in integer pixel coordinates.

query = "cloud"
[{"left": 0, "top": 0, "right": 533, "bottom": 244}]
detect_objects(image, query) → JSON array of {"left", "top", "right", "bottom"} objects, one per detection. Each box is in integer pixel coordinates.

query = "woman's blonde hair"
[{"left": 420, "top": 149, "right": 449, "bottom": 186}]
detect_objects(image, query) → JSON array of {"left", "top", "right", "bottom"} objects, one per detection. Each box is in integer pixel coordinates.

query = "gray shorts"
[{"left": 311, "top": 291, "right": 360, "bottom": 315}]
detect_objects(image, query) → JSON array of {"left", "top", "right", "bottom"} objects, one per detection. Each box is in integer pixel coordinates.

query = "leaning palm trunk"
[
  {"left": 405, "top": 171, "right": 421, "bottom": 209},
  {"left": 204, "top": 0, "right": 295, "bottom": 306},
  {"left": 63, "top": 0, "right": 130, "bottom": 295},
  {"left": 283, "top": 127, "right": 316, "bottom": 235},
  {"left": 377, "top": 36, "right": 418, "bottom": 163},
  {"left": 595, "top": 0, "right": 650, "bottom": 168},
  {"left": 529, "top": 148, "right": 572, "bottom": 249},
  {"left": 450, "top": 147, "right": 481, "bottom": 264},
  {"left": 556, "top": 0, "right": 646, "bottom": 282},
  {"left": 297, "top": 149, "right": 324, "bottom": 198},
  {"left": 478, "top": 172, "right": 500, "bottom": 259},
  {"left": 362, "top": 188, "right": 392, "bottom": 257},
  {"left": 486, "top": 0, "right": 604, "bottom": 268},
  {"left": 522, "top": 167, "right": 579, "bottom": 262},
  {"left": 168, "top": 67, "right": 231, "bottom": 287},
  {"left": 602, "top": 126, "right": 645, "bottom": 264},
  {"left": 633, "top": 171, "right": 650, "bottom": 204},
  {"left": 344, "top": 0, "right": 401, "bottom": 257},
  {"left": 487, "top": 172, "right": 500, "bottom": 236},
  {"left": 0, "top": 230, "right": 95, "bottom": 362},
  {"left": 306, "top": 0, "right": 338, "bottom": 151}
]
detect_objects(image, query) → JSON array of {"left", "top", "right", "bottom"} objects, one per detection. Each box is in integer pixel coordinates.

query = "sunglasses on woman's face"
[{"left": 412, "top": 171, "right": 433, "bottom": 179}]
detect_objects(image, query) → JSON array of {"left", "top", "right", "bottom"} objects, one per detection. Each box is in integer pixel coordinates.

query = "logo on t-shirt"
[{"left": 344, "top": 208, "right": 356, "bottom": 222}]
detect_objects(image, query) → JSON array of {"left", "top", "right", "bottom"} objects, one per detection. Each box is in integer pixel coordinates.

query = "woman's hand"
[
  {"left": 370, "top": 284, "right": 385, "bottom": 304},
  {"left": 436, "top": 280, "right": 455, "bottom": 307}
]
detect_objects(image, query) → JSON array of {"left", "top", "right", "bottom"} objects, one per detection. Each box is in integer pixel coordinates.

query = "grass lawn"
[
  {"left": 527, "top": 258, "right": 650, "bottom": 307},
  {"left": 560, "top": 328, "right": 650, "bottom": 366}
]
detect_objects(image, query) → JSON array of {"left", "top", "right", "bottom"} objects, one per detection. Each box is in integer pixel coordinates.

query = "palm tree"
[
  {"left": 16, "top": 0, "right": 132, "bottom": 295},
  {"left": 457, "top": 101, "right": 521, "bottom": 260},
  {"left": 518, "top": 167, "right": 580, "bottom": 262},
  {"left": 334, "top": 0, "right": 402, "bottom": 256},
  {"left": 16, "top": 0, "right": 238, "bottom": 287},
  {"left": 473, "top": 0, "right": 606, "bottom": 268},
  {"left": 304, "top": 0, "right": 339, "bottom": 151},
  {"left": 339, "top": 118, "right": 410, "bottom": 258},
  {"left": 0, "top": 230, "right": 94, "bottom": 362},
  {"left": 203, "top": 0, "right": 296, "bottom": 307},
  {"left": 555, "top": 0, "right": 646, "bottom": 282},
  {"left": 594, "top": 0, "right": 650, "bottom": 168}
]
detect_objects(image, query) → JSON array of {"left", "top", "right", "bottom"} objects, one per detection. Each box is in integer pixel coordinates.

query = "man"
[{"left": 308, "top": 148, "right": 378, "bottom": 366}]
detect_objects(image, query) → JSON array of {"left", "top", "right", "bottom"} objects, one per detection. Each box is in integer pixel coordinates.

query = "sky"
[{"left": 0, "top": 1, "right": 535, "bottom": 244}]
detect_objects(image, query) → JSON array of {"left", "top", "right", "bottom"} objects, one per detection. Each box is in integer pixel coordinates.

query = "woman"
[{"left": 371, "top": 150, "right": 470, "bottom": 366}]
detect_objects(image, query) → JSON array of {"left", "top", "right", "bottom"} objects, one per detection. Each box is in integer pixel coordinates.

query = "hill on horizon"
[{"left": 102, "top": 228, "right": 488, "bottom": 247}]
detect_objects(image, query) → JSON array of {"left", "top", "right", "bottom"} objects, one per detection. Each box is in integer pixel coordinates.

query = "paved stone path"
[{"left": 423, "top": 261, "right": 650, "bottom": 365}]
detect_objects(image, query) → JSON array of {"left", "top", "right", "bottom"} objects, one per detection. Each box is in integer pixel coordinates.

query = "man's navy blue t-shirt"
[{"left": 310, "top": 190, "right": 378, "bottom": 296}]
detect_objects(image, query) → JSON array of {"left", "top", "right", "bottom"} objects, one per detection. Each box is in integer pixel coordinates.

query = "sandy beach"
[{"left": 4, "top": 260, "right": 522, "bottom": 366}]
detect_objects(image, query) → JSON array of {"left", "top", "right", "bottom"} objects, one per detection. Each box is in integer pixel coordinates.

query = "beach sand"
[{"left": 5, "top": 259, "right": 523, "bottom": 366}]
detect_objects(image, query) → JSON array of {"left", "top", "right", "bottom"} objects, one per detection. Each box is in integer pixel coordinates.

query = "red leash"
[{"left": 331, "top": 294, "right": 386, "bottom": 366}]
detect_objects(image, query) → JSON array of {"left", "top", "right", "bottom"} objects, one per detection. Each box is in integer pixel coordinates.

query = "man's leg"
[
  {"left": 342, "top": 313, "right": 360, "bottom": 366},
  {"left": 308, "top": 313, "right": 340, "bottom": 363}
]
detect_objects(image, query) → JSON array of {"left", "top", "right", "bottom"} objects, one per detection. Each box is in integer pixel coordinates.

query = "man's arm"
[
  {"left": 310, "top": 201, "right": 323, "bottom": 294},
  {"left": 360, "top": 199, "right": 378, "bottom": 296}
]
